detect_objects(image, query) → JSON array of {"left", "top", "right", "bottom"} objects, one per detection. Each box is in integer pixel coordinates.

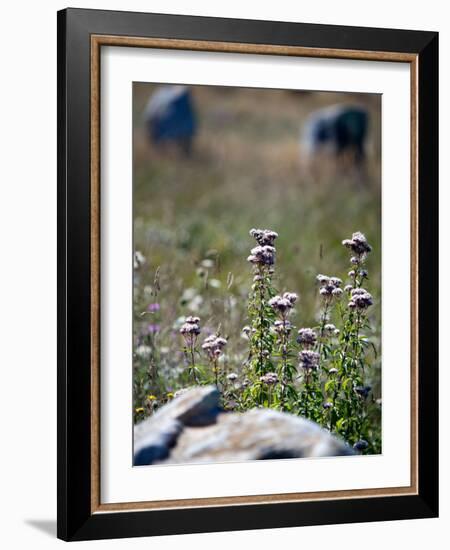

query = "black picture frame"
[{"left": 57, "top": 7, "right": 438, "bottom": 541}]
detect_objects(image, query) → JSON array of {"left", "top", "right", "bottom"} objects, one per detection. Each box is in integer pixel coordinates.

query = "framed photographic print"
[{"left": 57, "top": 8, "right": 438, "bottom": 541}]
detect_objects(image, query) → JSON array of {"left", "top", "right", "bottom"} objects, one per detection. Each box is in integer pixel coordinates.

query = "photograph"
[
  {"left": 132, "top": 83, "right": 382, "bottom": 466},
  {"left": 54, "top": 6, "right": 438, "bottom": 542}
]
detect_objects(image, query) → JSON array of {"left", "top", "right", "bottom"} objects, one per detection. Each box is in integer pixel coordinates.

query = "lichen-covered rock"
[
  {"left": 134, "top": 386, "right": 353, "bottom": 466},
  {"left": 166, "top": 408, "right": 353, "bottom": 464}
]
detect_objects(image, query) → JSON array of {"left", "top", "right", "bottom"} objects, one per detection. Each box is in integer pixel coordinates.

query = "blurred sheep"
[
  {"left": 144, "top": 85, "right": 197, "bottom": 155},
  {"left": 300, "top": 105, "right": 369, "bottom": 173}
]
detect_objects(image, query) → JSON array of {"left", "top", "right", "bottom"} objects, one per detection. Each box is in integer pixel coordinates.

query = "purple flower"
[
  {"left": 273, "top": 320, "right": 292, "bottom": 335},
  {"left": 260, "top": 372, "right": 279, "bottom": 385},
  {"left": 247, "top": 245, "right": 276, "bottom": 266},
  {"left": 249, "top": 228, "right": 278, "bottom": 246},
  {"left": 147, "top": 323, "right": 160, "bottom": 334},
  {"left": 180, "top": 316, "right": 201, "bottom": 346},
  {"left": 269, "top": 292, "right": 297, "bottom": 318},
  {"left": 148, "top": 303, "right": 160, "bottom": 312},
  {"left": 298, "top": 350, "right": 320, "bottom": 370},
  {"left": 317, "top": 274, "right": 343, "bottom": 301},
  {"left": 342, "top": 232, "right": 372, "bottom": 263},
  {"left": 201, "top": 334, "right": 227, "bottom": 360},
  {"left": 348, "top": 288, "right": 374, "bottom": 310},
  {"left": 297, "top": 328, "right": 317, "bottom": 347}
]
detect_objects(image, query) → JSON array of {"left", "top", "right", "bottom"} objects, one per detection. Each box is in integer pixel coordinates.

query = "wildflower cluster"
[
  {"left": 247, "top": 245, "right": 276, "bottom": 266},
  {"left": 297, "top": 327, "right": 317, "bottom": 347},
  {"left": 180, "top": 316, "right": 201, "bottom": 342},
  {"left": 343, "top": 231, "right": 372, "bottom": 258},
  {"left": 202, "top": 334, "right": 227, "bottom": 387},
  {"left": 260, "top": 372, "right": 279, "bottom": 385},
  {"left": 244, "top": 228, "right": 279, "bottom": 406},
  {"left": 348, "top": 288, "right": 374, "bottom": 310},
  {"left": 267, "top": 291, "right": 298, "bottom": 410},
  {"left": 317, "top": 275, "right": 344, "bottom": 300},
  {"left": 243, "top": 228, "right": 378, "bottom": 450},
  {"left": 180, "top": 316, "right": 201, "bottom": 383},
  {"left": 134, "top": 227, "right": 380, "bottom": 455},
  {"left": 250, "top": 228, "right": 279, "bottom": 246},
  {"left": 269, "top": 292, "right": 298, "bottom": 318},
  {"left": 322, "top": 231, "right": 378, "bottom": 450},
  {"left": 343, "top": 231, "right": 372, "bottom": 287},
  {"left": 298, "top": 349, "right": 320, "bottom": 370}
]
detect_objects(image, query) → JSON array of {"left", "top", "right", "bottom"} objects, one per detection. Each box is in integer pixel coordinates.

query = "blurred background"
[{"left": 132, "top": 83, "right": 381, "bottom": 408}]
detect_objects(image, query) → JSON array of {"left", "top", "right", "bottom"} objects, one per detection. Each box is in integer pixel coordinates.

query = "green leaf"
[
  {"left": 336, "top": 418, "right": 346, "bottom": 431},
  {"left": 342, "top": 378, "right": 352, "bottom": 391}
]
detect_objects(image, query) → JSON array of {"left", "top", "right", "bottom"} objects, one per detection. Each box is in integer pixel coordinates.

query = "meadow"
[{"left": 132, "top": 84, "right": 382, "bottom": 454}]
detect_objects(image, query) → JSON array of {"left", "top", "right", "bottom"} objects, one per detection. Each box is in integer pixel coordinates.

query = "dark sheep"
[
  {"left": 301, "top": 104, "right": 369, "bottom": 167},
  {"left": 144, "top": 85, "right": 197, "bottom": 155}
]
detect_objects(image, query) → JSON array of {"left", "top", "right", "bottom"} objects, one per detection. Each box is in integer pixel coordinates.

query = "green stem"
[
  {"left": 258, "top": 268, "right": 265, "bottom": 372},
  {"left": 190, "top": 342, "right": 198, "bottom": 384}
]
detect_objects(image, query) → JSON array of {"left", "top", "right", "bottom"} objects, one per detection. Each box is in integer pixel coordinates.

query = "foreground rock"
[
  {"left": 134, "top": 386, "right": 220, "bottom": 465},
  {"left": 168, "top": 409, "right": 353, "bottom": 463},
  {"left": 134, "top": 386, "right": 353, "bottom": 466}
]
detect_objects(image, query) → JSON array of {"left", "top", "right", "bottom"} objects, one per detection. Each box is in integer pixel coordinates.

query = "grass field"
[{"left": 132, "top": 83, "right": 382, "bottom": 452}]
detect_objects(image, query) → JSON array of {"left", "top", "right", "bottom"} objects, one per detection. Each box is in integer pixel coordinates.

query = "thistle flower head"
[
  {"left": 259, "top": 372, "right": 279, "bottom": 385},
  {"left": 180, "top": 316, "right": 201, "bottom": 336},
  {"left": 249, "top": 228, "right": 278, "bottom": 246},
  {"left": 317, "top": 274, "right": 343, "bottom": 300},
  {"left": 269, "top": 293, "right": 296, "bottom": 317},
  {"left": 348, "top": 288, "right": 374, "bottom": 310},
  {"left": 297, "top": 327, "right": 317, "bottom": 347},
  {"left": 186, "top": 315, "right": 200, "bottom": 324},
  {"left": 342, "top": 231, "right": 372, "bottom": 261},
  {"left": 283, "top": 292, "right": 298, "bottom": 305},
  {"left": 324, "top": 323, "right": 340, "bottom": 336},
  {"left": 227, "top": 372, "right": 238, "bottom": 382},
  {"left": 316, "top": 274, "right": 329, "bottom": 285},
  {"left": 298, "top": 349, "right": 320, "bottom": 370},
  {"left": 273, "top": 320, "right": 292, "bottom": 335},
  {"left": 201, "top": 334, "right": 227, "bottom": 360},
  {"left": 241, "top": 325, "right": 255, "bottom": 340},
  {"left": 247, "top": 245, "right": 276, "bottom": 266}
]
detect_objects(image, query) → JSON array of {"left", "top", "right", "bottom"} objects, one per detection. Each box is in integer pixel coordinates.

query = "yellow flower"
[
  {"left": 135, "top": 407, "right": 144, "bottom": 413},
  {"left": 147, "top": 394, "right": 157, "bottom": 401},
  {"left": 166, "top": 392, "right": 174, "bottom": 398}
]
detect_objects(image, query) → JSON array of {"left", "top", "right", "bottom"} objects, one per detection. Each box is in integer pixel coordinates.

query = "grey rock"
[
  {"left": 134, "top": 418, "right": 182, "bottom": 466},
  {"left": 134, "top": 386, "right": 220, "bottom": 465},
  {"left": 167, "top": 408, "right": 353, "bottom": 464},
  {"left": 134, "top": 386, "right": 353, "bottom": 466}
]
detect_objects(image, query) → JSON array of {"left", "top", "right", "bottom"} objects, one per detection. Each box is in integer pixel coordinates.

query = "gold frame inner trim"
[{"left": 90, "top": 35, "right": 419, "bottom": 514}]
